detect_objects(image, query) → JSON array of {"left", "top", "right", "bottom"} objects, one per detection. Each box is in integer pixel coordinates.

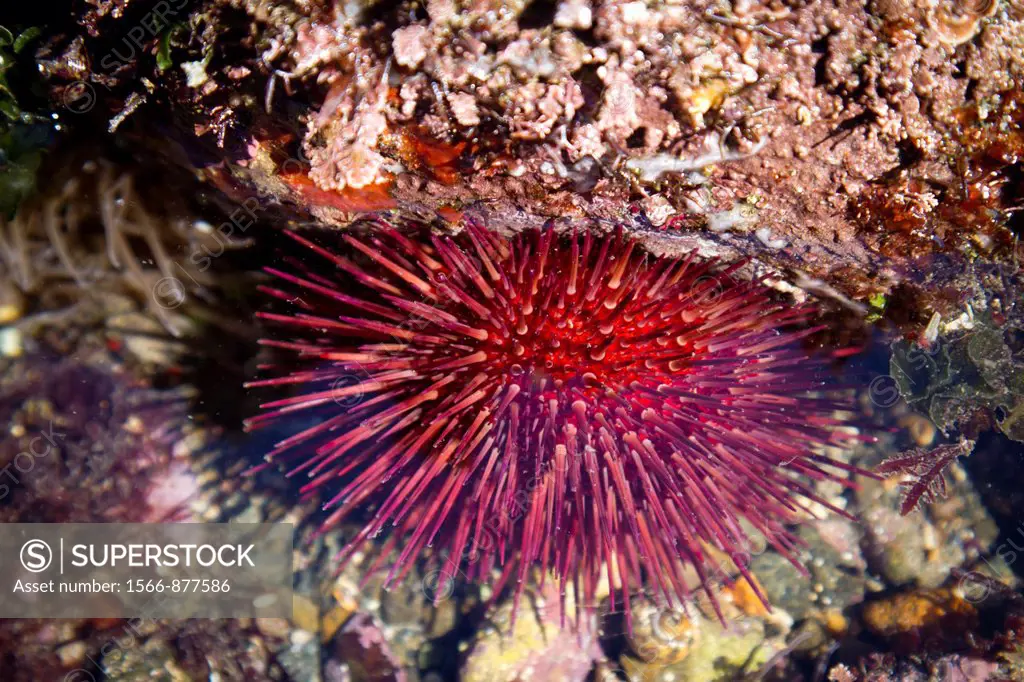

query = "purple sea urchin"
[{"left": 246, "top": 224, "right": 862, "bottom": 620}]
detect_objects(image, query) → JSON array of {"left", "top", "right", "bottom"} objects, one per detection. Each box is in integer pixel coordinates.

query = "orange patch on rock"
[
  {"left": 379, "top": 129, "right": 466, "bottom": 185},
  {"left": 726, "top": 574, "right": 771, "bottom": 617},
  {"left": 436, "top": 205, "right": 464, "bottom": 224},
  {"left": 863, "top": 587, "right": 978, "bottom": 653},
  {"left": 281, "top": 172, "right": 397, "bottom": 212}
]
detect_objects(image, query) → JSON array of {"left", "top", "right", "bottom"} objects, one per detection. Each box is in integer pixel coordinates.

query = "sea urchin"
[{"left": 245, "top": 223, "right": 860, "bottom": 621}]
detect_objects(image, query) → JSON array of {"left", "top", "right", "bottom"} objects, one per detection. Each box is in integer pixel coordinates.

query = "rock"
[
  {"left": 256, "top": 617, "right": 292, "bottom": 640},
  {"left": 862, "top": 587, "right": 977, "bottom": 654},
  {"left": 328, "top": 549, "right": 457, "bottom": 676},
  {"left": 328, "top": 612, "right": 406, "bottom": 682},
  {"left": 621, "top": 609, "right": 785, "bottom": 682},
  {"left": 324, "top": 660, "right": 353, "bottom": 682},
  {"left": 750, "top": 521, "right": 868, "bottom": 620},
  {"left": 0, "top": 282, "right": 23, "bottom": 323},
  {"left": 55, "top": 640, "right": 87, "bottom": 668},
  {"left": 291, "top": 593, "right": 321, "bottom": 635},
  {"left": 0, "top": 327, "right": 22, "bottom": 357},
  {"left": 103, "top": 638, "right": 191, "bottom": 682},
  {"left": 278, "top": 631, "right": 321, "bottom": 682},
  {"left": 460, "top": 582, "right": 603, "bottom": 682}
]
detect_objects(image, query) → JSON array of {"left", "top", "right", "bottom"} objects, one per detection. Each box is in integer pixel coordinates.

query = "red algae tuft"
[{"left": 246, "top": 223, "right": 864, "bottom": 624}]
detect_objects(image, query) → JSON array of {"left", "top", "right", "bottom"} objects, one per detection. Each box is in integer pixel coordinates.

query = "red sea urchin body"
[{"left": 246, "top": 223, "right": 861, "bottom": 620}]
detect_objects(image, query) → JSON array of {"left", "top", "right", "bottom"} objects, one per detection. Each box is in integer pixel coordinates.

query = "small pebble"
[
  {"left": 0, "top": 328, "right": 23, "bottom": 357},
  {"left": 256, "top": 617, "right": 291, "bottom": 639},
  {"left": 57, "top": 641, "right": 87, "bottom": 667}
]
